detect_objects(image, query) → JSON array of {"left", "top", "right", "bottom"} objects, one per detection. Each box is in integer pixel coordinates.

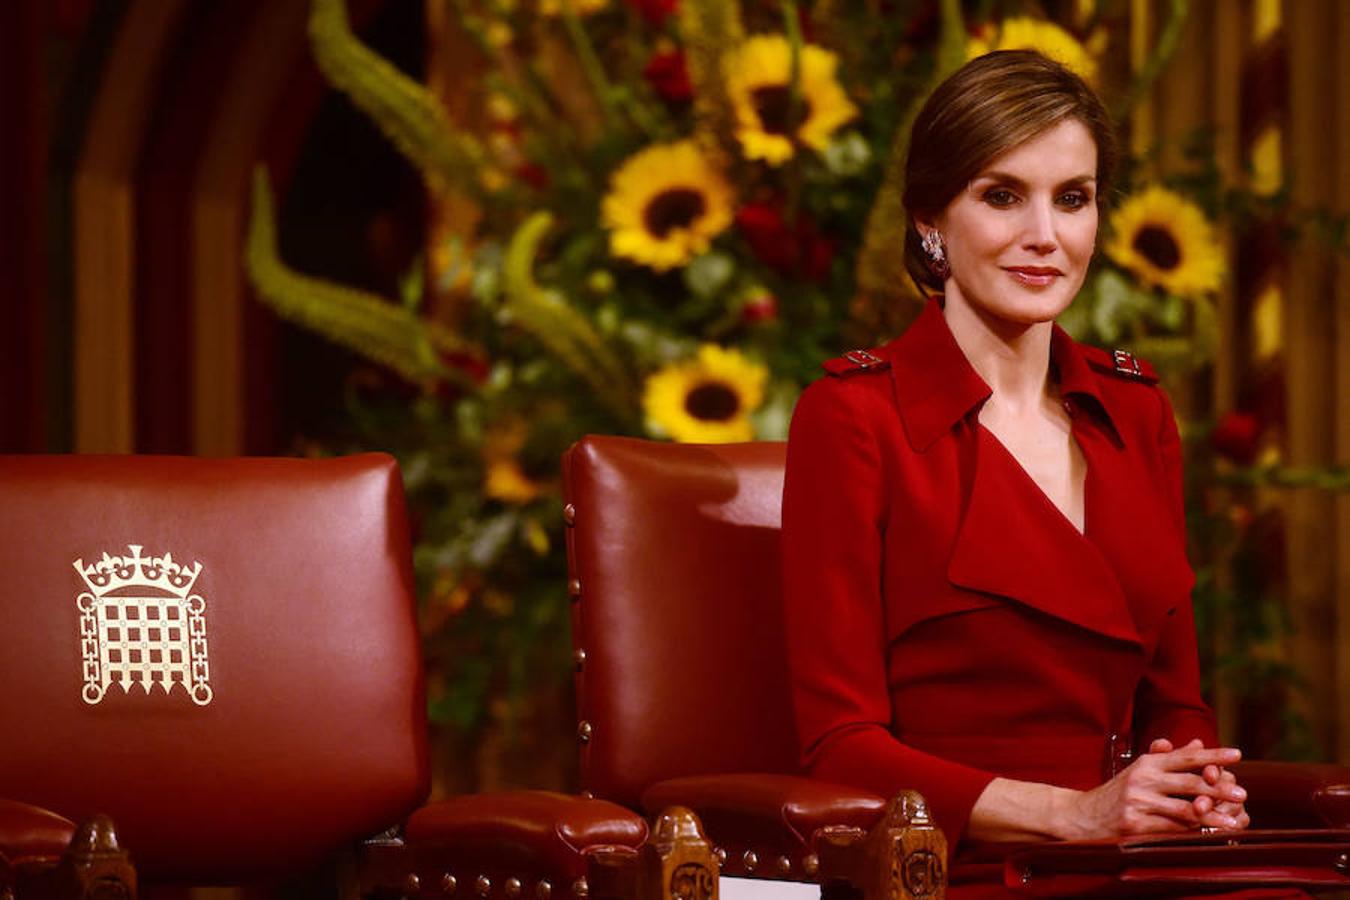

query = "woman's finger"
[
  {"left": 1142, "top": 794, "right": 1203, "bottom": 824},
  {"left": 1165, "top": 746, "right": 1242, "bottom": 771},
  {"left": 1160, "top": 772, "right": 1238, "bottom": 799},
  {"left": 1150, "top": 738, "right": 1173, "bottom": 754},
  {"left": 1197, "top": 807, "right": 1242, "bottom": 830}
]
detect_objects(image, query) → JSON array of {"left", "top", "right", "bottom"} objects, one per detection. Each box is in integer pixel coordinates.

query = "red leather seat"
[
  {"left": 562, "top": 436, "right": 946, "bottom": 898},
  {"left": 0, "top": 454, "right": 662, "bottom": 900}
]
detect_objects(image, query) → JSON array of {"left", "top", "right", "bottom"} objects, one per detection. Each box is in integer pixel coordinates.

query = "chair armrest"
[
  {"left": 354, "top": 791, "right": 650, "bottom": 898},
  {"left": 0, "top": 799, "right": 76, "bottom": 866},
  {"left": 641, "top": 773, "right": 886, "bottom": 877},
  {"left": 1235, "top": 761, "right": 1350, "bottom": 828},
  {"left": 10, "top": 815, "right": 136, "bottom": 900}
]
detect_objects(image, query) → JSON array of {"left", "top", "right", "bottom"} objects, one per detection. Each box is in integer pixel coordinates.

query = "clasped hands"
[{"left": 1070, "top": 737, "right": 1250, "bottom": 838}]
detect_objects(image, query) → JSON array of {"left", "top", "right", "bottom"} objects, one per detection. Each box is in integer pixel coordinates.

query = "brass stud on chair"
[
  {"left": 563, "top": 504, "right": 577, "bottom": 526},
  {"left": 442, "top": 875, "right": 458, "bottom": 895},
  {"left": 713, "top": 847, "right": 727, "bottom": 868},
  {"left": 573, "top": 648, "right": 587, "bottom": 670},
  {"left": 577, "top": 720, "right": 593, "bottom": 742},
  {"left": 505, "top": 878, "right": 522, "bottom": 898},
  {"left": 802, "top": 854, "right": 819, "bottom": 877},
  {"left": 476, "top": 876, "right": 492, "bottom": 897},
  {"left": 1336, "top": 852, "right": 1350, "bottom": 874},
  {"left": 742, "top": 851, "right": 758, "bottom": 872},
  {"left": 572, "top": 878, "right": 589, "bottom": 898},
  {"left": 776, "top": 856, "right": 791, "bottom": 875},
  {"left": 580, "top": 790, "right": 594, "bottom": 799},
  {"left": 404, "top": 874, "right": 421, "bottom": 896},
  {"left": 567, "top": 579, "right": 582, "bottom": 600},
  {"left": 536, "top": 881, "right": 552, "bottom": 900}
]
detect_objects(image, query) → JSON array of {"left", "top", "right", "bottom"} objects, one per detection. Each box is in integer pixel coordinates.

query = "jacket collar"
[{"left": 882, "top": 298, "right": 1122, "bottom": 451}]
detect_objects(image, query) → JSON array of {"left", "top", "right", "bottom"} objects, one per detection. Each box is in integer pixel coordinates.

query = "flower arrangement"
[{"left": 247, "top": 0, "right": 1345, "bottom": 778}]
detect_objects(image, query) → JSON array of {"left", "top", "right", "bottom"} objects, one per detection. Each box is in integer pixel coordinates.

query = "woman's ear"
[{"left": 913, "top": 214, "right": 940, "bottom": 241}]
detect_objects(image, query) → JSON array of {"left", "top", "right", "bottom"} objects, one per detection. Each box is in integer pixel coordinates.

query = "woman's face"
[{"left": 927, "top": 118, "right": 1099, "bottom": 329}]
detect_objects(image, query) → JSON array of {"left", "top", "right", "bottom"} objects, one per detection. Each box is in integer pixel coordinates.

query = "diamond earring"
[{"left": 921, "top": 230, "right": 950, "bottom": 280}]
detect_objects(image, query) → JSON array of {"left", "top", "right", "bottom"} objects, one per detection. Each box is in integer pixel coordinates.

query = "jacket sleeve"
[
  {"left": 782, "top": 377, "right": 995, "bottom": 849},
  {"left": 1131, "top": 386, "right": 1220, "bottom": 750}
]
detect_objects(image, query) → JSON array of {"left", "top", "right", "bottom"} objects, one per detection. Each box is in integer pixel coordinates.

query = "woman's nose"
[{"left": 1020, "top": 200, "right": 1058, "bottom": 253}]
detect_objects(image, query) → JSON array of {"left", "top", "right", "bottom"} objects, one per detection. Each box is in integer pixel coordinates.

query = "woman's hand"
[
  {"left": 1148, "top": 737, "right": 1250, "bottom": 831},
  {"left": 1057, "top": 740, "right": 1244, "bottom": 840}
]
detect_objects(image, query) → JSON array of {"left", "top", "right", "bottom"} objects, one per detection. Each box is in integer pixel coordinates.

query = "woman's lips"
[{"left": 1004, "top": 266, "right": 1063, "bottom": 287}]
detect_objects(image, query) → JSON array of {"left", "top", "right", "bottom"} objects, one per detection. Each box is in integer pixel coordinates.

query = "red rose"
[
  {"left": 1210, "top": 410, "right": 1262, "bottom": 465},
  {"left": 625, "top": 0, "right": 678, "bottom": 25},
  {"left": 741, "top": 292, "right": 779, "bottom": 324},
  {"left": 440, "top": 350, "right": 491, "bottom": 386},
  {"left": 515, "top": 163, "right": 549, "bottom": 191},
  {"left": 735, "top": 202, "right": 835, "bottom": 282},
  {"left": 643, "top": 49, "right": 692, "bottom": 103}
]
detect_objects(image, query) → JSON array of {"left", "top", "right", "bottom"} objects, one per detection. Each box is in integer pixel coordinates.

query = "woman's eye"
[
  {"left": 983, "top": 189, "right": 1017, "bottom": 207},
  {"left": 1058, "top": 191, "right": 1090, "bottom": 209}
]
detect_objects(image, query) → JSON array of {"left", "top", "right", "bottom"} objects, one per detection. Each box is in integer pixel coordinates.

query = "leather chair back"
[
  {"left": 562, "top": 437, "right": 797, "bottom": 809},
  {"left": 0, "top": 454, "right": 428, "bottom": 881}
]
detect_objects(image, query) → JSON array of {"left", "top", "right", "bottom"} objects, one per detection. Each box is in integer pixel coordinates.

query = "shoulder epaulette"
[
  {"left": 821, "top": 348, "right": 891, "bottom": 378},
  {"left": 1082, "top": 346, "right": 1159, "bottom": 384}
]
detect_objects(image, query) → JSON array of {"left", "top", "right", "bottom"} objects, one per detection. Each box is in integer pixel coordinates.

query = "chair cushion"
[
  {"left": 642, "top": 774, "right": 884, "bottom": 876},
  {"left": 405, "top": 791, "right": 647, "bottom": 880},
  {"left": 0, "top": 454, "right": 427, "bottom": 881},
  {"left": 0, "top": 799, "right": 76, "bottom": 864}
]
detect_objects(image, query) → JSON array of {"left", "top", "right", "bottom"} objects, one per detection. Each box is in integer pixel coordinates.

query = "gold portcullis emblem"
[{"left": 74, "top": 544, "right": 212, "bottom": 706}]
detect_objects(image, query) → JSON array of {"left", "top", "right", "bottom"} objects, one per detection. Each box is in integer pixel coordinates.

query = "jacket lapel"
[{"left": 947, "top": 424, "right": 1143, "bottom": 646}]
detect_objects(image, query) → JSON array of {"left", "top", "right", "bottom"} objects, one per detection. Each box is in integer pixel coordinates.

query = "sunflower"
[
  {"left": 968, "top": 17, "right": 1099, "bottom": 85},
  {"left": 1103, "top": 185, "right": 1225, "bottom": 298},
  {"left": 643, "top": 345, "right": 768, "bottom": 443},
  {"left": 602, "top": 141, "right": 734, "bottom": 272},
  {"left": 482, "top": 418, "right": 549, "bottom": 504},
  {"left": 725, "top": 35, "right": 858, "bottom": 166}
]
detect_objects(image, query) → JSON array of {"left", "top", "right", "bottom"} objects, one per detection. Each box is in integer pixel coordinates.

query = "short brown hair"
[{"left": 902, "top": 50, "right": 1117, "bottom": 294}]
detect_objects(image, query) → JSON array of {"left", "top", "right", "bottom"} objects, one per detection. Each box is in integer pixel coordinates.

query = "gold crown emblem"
[
  {"left": 73, "top": 544, "right": 202, "bottom": 599},
  {"left": 74, "top": 544, "right": 212, "bottom": 706}
]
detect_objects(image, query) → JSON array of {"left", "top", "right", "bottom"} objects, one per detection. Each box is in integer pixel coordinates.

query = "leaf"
[
  {"left": 1090, "top": 269, "right": 1149, "bottom": 344},
  {"left": 245, "top": 167, "right": 476, "bottom": 384},
  {"left": 309, "top": 0, "right": 484, "bottom": 194},
  {"left": 684, "top": 252, "right": 736, "bottom": 300},
  {"left": 677, "top": 0, "right": 745, "bottom": 169},
  {"left": 501, "top": 213, "right": 637, "bottom": 421}
]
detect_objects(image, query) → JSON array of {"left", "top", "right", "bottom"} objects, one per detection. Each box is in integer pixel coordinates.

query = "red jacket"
[{"left": 782, "top": 298, "right": 1218, "bottom": 853}]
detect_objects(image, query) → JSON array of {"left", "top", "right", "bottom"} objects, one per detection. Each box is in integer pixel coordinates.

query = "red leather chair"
[
  {"left": 0, "top": 802, "right": 82, "bottom": 900},
  {"left": 560, "top": 435, "right": 1350, "bottom": 898},
  {"left": 0, "top": 454, "right": 704, "bottom": 900},
  {"left": 562, "top": 437, "right": 945, "bottom": 900}
]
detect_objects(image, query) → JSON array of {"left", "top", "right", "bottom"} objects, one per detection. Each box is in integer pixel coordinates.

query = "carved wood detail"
[
  {"left": 637, "top": 808, "right": 717, "bottom": 900},
  {"left": 815, "top": 791, "right": 947, "bottom": 900},
  {"left": 19, "top": 815, "right": 138, "bottom": 900}
]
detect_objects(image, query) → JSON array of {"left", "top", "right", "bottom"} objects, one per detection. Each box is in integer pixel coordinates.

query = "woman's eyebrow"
[{"left": 972, "top": 171, "right": 1097, "bottom": 189}]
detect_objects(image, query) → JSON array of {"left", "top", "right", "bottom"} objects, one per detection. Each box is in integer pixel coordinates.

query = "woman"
[{"left": 781, "top": 50, "right": 1251, "bottom": 872}]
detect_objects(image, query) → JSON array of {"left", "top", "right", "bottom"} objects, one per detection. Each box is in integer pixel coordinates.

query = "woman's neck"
[{"left": 941, "top": 291, "right": 1055, "bottom": 414}]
